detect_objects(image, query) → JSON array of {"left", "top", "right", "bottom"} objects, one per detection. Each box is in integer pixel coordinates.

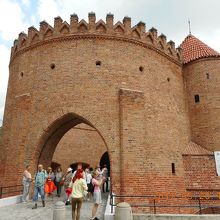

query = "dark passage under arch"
[{"left": 100, "top": 151, "right": 110, "bottom": 175}]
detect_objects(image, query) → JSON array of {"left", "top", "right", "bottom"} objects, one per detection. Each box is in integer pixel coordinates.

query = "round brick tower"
[
  {"left": 0, "top": 13, "right": 191, "bottom": 211},
  {"left": 181, "top": 34, "right": 220, "bottom": 151}
]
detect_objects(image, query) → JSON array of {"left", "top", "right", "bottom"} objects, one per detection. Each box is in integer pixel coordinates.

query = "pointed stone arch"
[
  {"left": 44, "top": 27, "right": 53, "bottom": 38},
  {"left": 158, "top": 41, "right": 164, "bottom": 50},
  {"left": 60, "top": 22, "right": 70, "bottom": 35},
  {"left": 21, "top": 38, "right": 27, "bottom": 47},
  {"left": 146, "top": 33, "right": 154, "bottom": 44},
  {"left": 168, "top": 47, "right": 173, "bottom": 55},
  {"left": 78, "top": 20, "right": 88, "bottom": 32},
  {"left": 177, "top": 52, "right": 181, "bottom": 61},
  {"left": 36, "top": 113, "right": 110, "bottom": 172},
  {"left": 31, "top": 33, "right": 40, "bottom": 44},
  {"left": 114, "top": 22, "right": 125, "bottom": 35},
  {"left": 96, "top": 20, "right": 107, "bottom": 34},
  {"left": 132, "top": 28, "right": 141, "bottom": 39}
]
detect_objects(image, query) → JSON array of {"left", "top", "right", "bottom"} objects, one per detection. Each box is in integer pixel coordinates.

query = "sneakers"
[
  {"left": 65, "top": 200, "right": 71, "bottom": 206},
  {"left": 32, "top": 203, "right": 37, "bottom": 209},
  {"left": 32, "top": 201, "right": 45, "bottom": 209},
  {"left": 90, "top": 217, "right": 100, "bottom": 220}
]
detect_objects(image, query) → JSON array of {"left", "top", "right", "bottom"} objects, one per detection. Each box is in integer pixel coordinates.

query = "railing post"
[
  {"left": 110, "top": 192, "right": 114, "bottom": 214},
  {"left": 0, "top": 187, "right": 2, "bottom": 199},
  {"left": 115, "top": 202, "right": 133, "bottom": 220},
  {"left": 53, "top": 201, "right": 65, "bottom": 220},
  {"left": 153, "top": 199, "right": 156, "bottom": 214},
  {"left": 198, "top": 198, "right": 202, "bottom": 215}
]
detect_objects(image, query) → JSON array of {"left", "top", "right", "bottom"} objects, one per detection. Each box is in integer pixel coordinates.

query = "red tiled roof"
[
  {"left": 180, "top": 34, "right": 220, "bottom": 64},
  {"left": 182, "top": 141, "right": 213, "bottom": 155}
]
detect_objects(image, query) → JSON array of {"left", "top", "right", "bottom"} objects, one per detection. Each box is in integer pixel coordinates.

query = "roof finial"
[{"left": 188, "top": 19, "right": 192, "bottom": 35}]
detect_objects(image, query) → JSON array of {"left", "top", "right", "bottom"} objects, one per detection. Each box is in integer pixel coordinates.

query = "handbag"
[
  {"left": 60, "top": 180, "right": 65, "bottom": 186},
  {"left": 65, "top": 187, "right": 72, "bottom": 197},
  {"left": 83, "top": 190, "right": 88, "bottom": 197}
]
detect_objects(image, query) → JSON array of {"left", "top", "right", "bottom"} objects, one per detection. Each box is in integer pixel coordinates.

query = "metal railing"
[
  {"left": 0, "top": 185, "right": 23, "bottom": 199},
  {"left": 109, "top": 193, "right": 220, "bottom": 215}
]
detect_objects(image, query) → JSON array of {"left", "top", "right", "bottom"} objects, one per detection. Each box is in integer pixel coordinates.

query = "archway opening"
[
  {"left": 36, "top": 113, "right": 110, "bottom": 177},
  {"left": 70, "top": 162, "right": 90, "bottom": 172},
  {"left": 51, "top": 161, "right": 61, "bottom": 171},
  {"left": 100, "top": 151, "right": 110, "bottom": 176}
]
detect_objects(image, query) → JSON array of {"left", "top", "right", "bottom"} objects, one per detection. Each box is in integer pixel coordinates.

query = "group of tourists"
[{"left": 22, "top": 163, "right": 109, "bottom": 220}]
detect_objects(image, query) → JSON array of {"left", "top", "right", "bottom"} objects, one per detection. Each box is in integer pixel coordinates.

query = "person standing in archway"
[
  {"left": 85, "top": 167, "right": 93, "bottom": 201},
  {"left": 72, "top": 163, "right": 86, "bottom": 179},
  {"left": 90, "top": 170, "right": 103, "bottom": 220},
  {"left": 54, "top": 167, "right": 63, "bottom": 197},
  {"left": 62, "top": 167, "right": 73, "bottom": 205},
  {"left": 32, "top": 164, "right": 47, "bottom": 209},
  {"left": 69, "top": 169, "right": 88, "bottom": 220},
  {"left": 22, "top": 165, "right": 32, "bottom": 203},
  {"left": 44, "top": 167, "right": 56, "bottom": 196},
  {"left": 101, "top": 165, "right": 109, "bottom": 193}
]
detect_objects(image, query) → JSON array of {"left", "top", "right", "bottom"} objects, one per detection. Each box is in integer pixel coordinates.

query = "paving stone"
[{"left": 0, "top": 192, "right": 108, "bottom": 220}]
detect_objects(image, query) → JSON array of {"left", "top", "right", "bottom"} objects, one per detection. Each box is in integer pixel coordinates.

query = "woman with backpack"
[
  {"left": 69, "top": 168, "right": 88, "bottom": 220},
  {"left": 62, "top": 167, "right": 73, "bottom": 205},
  {"left": 90, "top": 170, "right": 103, "bottom": 220},
  {"left": 54, "top": 166, "right": 63, "bottom": 197},
  {"left": 85, "top": 167, "right": 93, "bottom": 201}
]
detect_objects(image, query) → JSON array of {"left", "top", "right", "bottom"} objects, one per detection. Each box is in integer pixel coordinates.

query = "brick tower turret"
[{"left": 181, "top": 34, "right": 220, "bottom": 151}]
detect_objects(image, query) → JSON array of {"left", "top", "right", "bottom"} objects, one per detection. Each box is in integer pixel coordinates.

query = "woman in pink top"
[{"left": 90, "top": 170, "right": 103, "bottom": 220}]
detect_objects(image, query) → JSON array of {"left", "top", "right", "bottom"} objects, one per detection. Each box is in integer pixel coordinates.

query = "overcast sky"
[{"left": 0, "top": 0, "right": 220, "bottom": 126}]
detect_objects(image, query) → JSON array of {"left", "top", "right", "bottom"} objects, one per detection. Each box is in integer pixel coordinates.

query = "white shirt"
[{"left": 85, "top": 172, "right": 92, "bottom": 184}]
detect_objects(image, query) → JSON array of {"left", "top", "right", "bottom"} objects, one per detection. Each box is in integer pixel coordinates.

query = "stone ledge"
[{"left": 133, "top": 214, "right": 220, "bottom": 220}]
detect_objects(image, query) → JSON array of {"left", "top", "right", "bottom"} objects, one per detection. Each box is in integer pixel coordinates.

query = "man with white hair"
[{"left": 32, "top": 164, "right": 47, "bottom": 209}]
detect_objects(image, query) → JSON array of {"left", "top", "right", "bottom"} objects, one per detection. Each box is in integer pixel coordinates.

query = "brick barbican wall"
[
  {"left": 0, "top": 13, "right": 219, "bottom": 213},
  {"left": 52, "top": 124, "right": 106, "bottom": 172},
  {"left": 182, "top": 154, "right": 220, "bottom": 214},
  {"left": 183, "top": 154, "right": 220, "bottom": 191}
]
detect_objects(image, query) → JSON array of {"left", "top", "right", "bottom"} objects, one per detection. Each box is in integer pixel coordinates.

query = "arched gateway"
[
  {"left": 1, "top": 12, "right": 220, "bottom": 214},
  {"left": 36, "top": 113, "right": 109, "bottom": 170}
]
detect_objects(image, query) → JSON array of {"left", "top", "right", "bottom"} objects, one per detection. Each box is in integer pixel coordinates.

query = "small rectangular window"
[
  {"left": 194, "top": 94, "right": 200, "bottom": 103},
  {"left": 206, "top": 73, "right": 210, "bottom": 79},
  {"left": 172, "top": 163, "right": 175, "bottom": 174}
]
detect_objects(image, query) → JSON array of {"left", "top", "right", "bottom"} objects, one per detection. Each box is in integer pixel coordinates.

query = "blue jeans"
[{"left": 33, "top": 186, "right": 45, "bottom": 202}]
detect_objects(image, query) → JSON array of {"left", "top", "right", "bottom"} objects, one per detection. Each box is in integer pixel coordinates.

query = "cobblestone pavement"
[{"left": 0, "top": 192, "right": 108, "bottom": 220}]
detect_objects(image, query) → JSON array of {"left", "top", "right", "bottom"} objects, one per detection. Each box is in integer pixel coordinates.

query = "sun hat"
[{"left": 67, "top": 167, "right": 72, "bottom": 172}]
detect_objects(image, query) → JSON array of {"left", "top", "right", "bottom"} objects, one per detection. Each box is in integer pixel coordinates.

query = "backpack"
[{"left": 89, "top": 179, "right": 95, "bottom": 194}]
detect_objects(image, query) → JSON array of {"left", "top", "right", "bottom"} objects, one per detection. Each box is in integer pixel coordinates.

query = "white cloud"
[
  {"left": 37, "top": 0, "right": 161, "bottom": 27},
  {"left": 21, "top": 0, "right": 31, "bottom": 7},
  {"left": 0, "top": 0, "right": 29, "bottom": 41},
  {"left": 35, "top": 0, "right": 220, "bottom": 52},
  {"left": 0, "top": 44, "right": 10, "bottom": 123},
  {"left": 0, "top": 106, "right": 4, "bottom": 126},
  {"left": 198, "top": 29, "right": 220, "bottom": 53},
  {"left": 37, "top": 0, "right": 60, "bottom": 24},
  {"left": 0, "top": 0, "right": 219, "bottom": 125}
]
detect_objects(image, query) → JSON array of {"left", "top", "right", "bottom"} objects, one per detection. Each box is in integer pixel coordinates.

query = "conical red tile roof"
[{"left": 180, "top": 34, "right": 220, "bottom": 64}]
